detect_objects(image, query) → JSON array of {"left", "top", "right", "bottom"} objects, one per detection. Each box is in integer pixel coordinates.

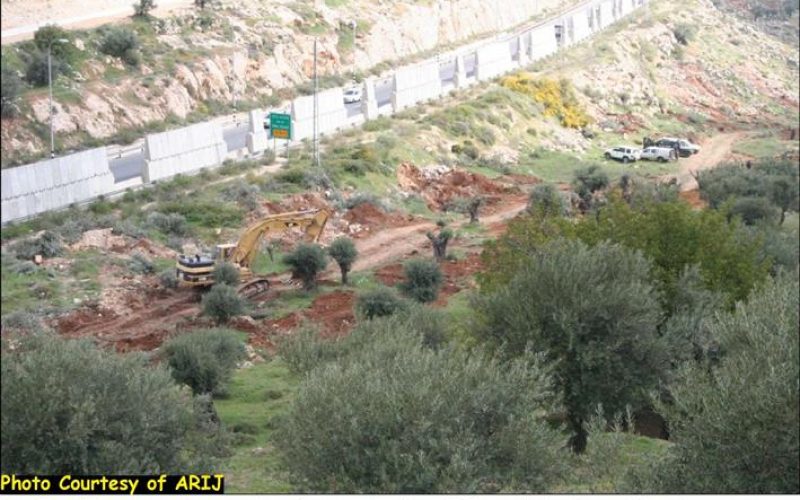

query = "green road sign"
[{"left": 269, "top": 112, "right": 292, "bottom": 140}]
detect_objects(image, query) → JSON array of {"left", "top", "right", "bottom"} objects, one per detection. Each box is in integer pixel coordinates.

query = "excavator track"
[{"left": 237, "top": 278, "right": 271, "bottom": 299}]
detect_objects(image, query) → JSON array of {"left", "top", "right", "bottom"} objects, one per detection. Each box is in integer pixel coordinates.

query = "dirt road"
[
  {"left": 1, "top": 0, "right": 192, "bottom": 44},
  {"left": 351, "top": 196, "right": 528, "bottom": 272},
  {"left": 675, "top": 132, "right": 747, "bottom": 191}
]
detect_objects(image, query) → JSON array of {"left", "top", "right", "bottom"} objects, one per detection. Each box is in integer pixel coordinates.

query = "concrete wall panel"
[
  {"left": 361, "top": 78, "right": 379, "bottom": 120},
  {"left": 599, "top": 0, "right": 614, "bottom": 27},
  {"left": 291, "top": 88, "right": 348, "bottom": 140},
  {"left": 573, "top": 8, "right": 592, "bottom": 42},
  {"left": 246, "top": 109, "right": 269, "bottom": 154},
  {"left": 1, "top": 147, "right": 114, "bottom": 223},
  {"left": 143, "top": 122, "right": 227, "bottom": 183},
  {"left": 391, "top": 60, "right": 443, "bottom": 111},
  {"left": 475, "top": 41, "right": 513, "bottom": 81},
  {"left": 529, "top": 23, "right": 558, "bottom": 60}
]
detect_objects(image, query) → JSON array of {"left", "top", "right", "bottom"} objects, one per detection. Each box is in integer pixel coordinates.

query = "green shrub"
[
  {"left": 221, "top": 180, "right": 261, "bottom": 212},
  {"left": 354, "top": 286, "right": 406, "bottom": 320},
  {"left": 327, "top": 237, "right": 357, "bottom": 285},
  {"left": 99, "top": 26, "right": 140, "bottom": 66},
  {"left": 159, "top": 268, "right": 179, "bottom": 289},
  {"left": 0, "top": 311, "right": 42, "bottom": 333},
  {"left": 729, "top": 196, "right": 779, "bottom": 225},
  {"left": 146, "top": 211, "right": 188, "bottom": 236},
  {"left": 573, "top": 165, "right": 609, "bottom": 208},
  {"left": 1, "top": 60, "right": 23, "bottom": 118},
  {"left": 277, "top": 325, "right": 336, "bottom": 375},
  {"left": 32, "top": 25, "right": 77, "bottom": 66},
  {"left": 133, "top": 0, "right": 155, "bottom": 17},
  {"left": 156, "top": 201, "right": 243, "bottom": 228},
  {"left": 162, "top": 329, "right": 246, "bottom": 395},
  {"left": 672, "top": 23, "right": 697, "bottom": 45},
  {"left": 528, "top": 183, "right": 570, "bottom": 216},
  {"left": 344, "top": 192, "right": 384, "bottom": 210},
  {"left": 274, "top": 322, "right": 566, "bottom": 493},
  {"left": 11, "top": 231, "right": 63, "bottom": 260},
  {"left": 474, "top": 125, "right": 496, "bottom": 146},
  {"left": 212, "top": 262, "right": 240, "bottom": 287},
  {"left": 283, "top": 243, "right": 328, "bottom": 290},
  {"left": 201, "top": 284, "right": 244, "bottom": 324},
  {"left": 400, "top": 259, "right": 442, "bottom": 303},
  {"left": 113, "top": 219, "right": 147, "bottom": 239},
  {"left": 24, "top": 51, "right": 67, "bottom": 87},
  {"left": 128, "top": 252, "right": 155, "bottom": 274},
  {"left": 275, "top": 167, "right": 306, "bottom": 185},
  {"left": 1, "top": 335, "right": 195, "bottom": 473}
]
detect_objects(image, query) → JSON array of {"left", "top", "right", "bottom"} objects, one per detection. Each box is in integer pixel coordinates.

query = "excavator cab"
[{"left": 215, "top": 243, "right": 237, "bottom": 261}]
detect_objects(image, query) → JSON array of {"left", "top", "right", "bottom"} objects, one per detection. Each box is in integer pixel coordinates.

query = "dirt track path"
[
  {"left": 351, "top": 197, "right": 528, "bottom": 272},
  {"left": 676, "top": 132, "right": 747, "bottom": 191}
]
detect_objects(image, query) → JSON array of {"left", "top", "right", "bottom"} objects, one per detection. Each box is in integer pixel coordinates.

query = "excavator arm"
[{"left": 228, "top": 209, "right": 330, "bottom": 269}]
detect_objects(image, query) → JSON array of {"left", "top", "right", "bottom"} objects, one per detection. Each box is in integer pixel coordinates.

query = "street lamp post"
[{"left": 48, "top": 38, "right": 69, "bottom": 159}]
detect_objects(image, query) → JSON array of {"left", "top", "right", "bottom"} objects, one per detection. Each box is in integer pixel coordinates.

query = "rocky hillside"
[
  {"left": 0, "top": 0, "right": 570, "bottom": 165},
  {"left": 540, "top": 0, "right": 799, "bottom": 140}
]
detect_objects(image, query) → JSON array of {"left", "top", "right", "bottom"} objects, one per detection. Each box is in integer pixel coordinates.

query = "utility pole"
[
  {"left": 313, "top": 37, "right": 320, "bottom": 167},
  {"left": 48, "top": 38, "right": 68, "bottom": 159},
  {"left": 351, "top": 19, "right": 358, "bottom": 80}
]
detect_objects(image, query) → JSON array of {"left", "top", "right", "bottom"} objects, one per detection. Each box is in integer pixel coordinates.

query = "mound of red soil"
[
  {"left": 343, "top": 202, "right": 417, "bottom": 235},
  {"left": 397, "top": 162, "right": 519, "bottom": 210},
  {"left": 269, "top": 290, "right": 355, "bottom": 338},
  {"left": 54, "top": 287, "right": 203, "bottom": 352}
]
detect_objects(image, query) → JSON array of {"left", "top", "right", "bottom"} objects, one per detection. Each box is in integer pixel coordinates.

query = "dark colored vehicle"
[{"left": 655, "top": 137, "right": 700, "bottom": 157}]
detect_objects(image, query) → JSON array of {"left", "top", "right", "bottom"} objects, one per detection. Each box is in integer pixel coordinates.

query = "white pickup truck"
[
  {"left": 604, "top": 146, "right": 641, "bottom": 163},
  {"left": 640, "top": 146, "right": 677, "bottom": 162}
]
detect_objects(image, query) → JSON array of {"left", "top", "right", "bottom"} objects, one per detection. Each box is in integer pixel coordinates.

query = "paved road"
[{"left": 109, "top": 32, "right": 514, "bottom": 183}]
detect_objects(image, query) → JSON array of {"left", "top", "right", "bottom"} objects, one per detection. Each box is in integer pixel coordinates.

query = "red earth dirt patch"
[
  {"left": 53, "top": 287, "right": 204, "bottom": 352},
  {"left": 397, "top": 162, "right": 518, "bottom": 210},
  {"left": 679, "top": 189, "right": 707, "bottom": 209},
  {"left": 268, "top": 290, "right": 356, "bottom": 338},
  {"left": 343, "top": 202, "right": 418, "bottom": 236}
]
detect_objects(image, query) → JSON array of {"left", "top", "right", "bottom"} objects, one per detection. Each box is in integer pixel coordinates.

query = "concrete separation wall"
[
  {"left": 246, "top": 109, "right": 269, "bottom": 154},
  {"left": 529, "top": 23, "right": 558, "bottom": 61},
  {"left": 599, "top": 0, "right": 614, "bottom": 27},
  {"left": 391, "top": 60, "right": 443, "bottom": 111},
  {"left": 475, "top": 41, "right": 514, "bottom": 81},
  {"left": 361, "top": 78, "right": 379, "bottom": 120},
  {"left": 143, "top": 122, "right": 227, "bottom": 183},
  {"left": 572, "top": 7, "right": 592, "bottom": 42},
  {"left": 292, "top": 88, "right": 348, "bottom": 140},
  {"left": 1, "top": 147, "right": 114, "bottom": 223}
]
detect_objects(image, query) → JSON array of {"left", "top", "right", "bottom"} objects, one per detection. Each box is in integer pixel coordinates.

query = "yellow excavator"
[{"left": 175, "top": 209, "right": 330, "bottom": 297}]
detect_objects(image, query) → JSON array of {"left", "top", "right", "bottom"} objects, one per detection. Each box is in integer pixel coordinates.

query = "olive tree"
[
  {"left": 400, "top": 258, "right": 442, "bottom": 303},
  {"left": 473, "top": 239, "right": 668, "bottom": 453},
  {"left": 212, "top": 262, "right": 240, "bottom": 286},
  {"left": 1, "top": 335, "right": 194, "bottom": 474},
  {"left": 641, "top": 274, "right": 799, "bottom": 493},
  {"left": 327, "top": 237, "right": 358, "bottom": 285},
  {"left": 274, "top": 317, "right": 567, "bottom": 493},
  {"left": 283, "top": 243, "right": 328, "bottom": 290},
  {"left": 163, "top": 328, "right": 246, "bottom": 396},
  {"left": 202, "top": 284, "right": 244, "bottom": 324}
]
